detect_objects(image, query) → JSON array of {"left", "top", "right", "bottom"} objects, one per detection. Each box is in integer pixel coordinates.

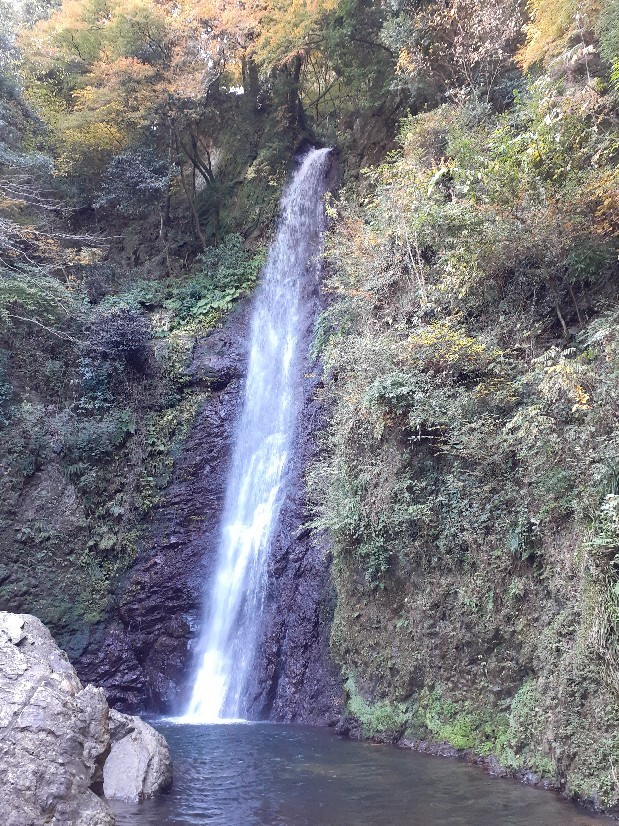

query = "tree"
[
  {"left": 388, "top": 0, "right": 524, "bottom": 104},
  {"left": 0, "top": 1, "right": 91, "bottom": 343},
  {"left": 21, "top": 0, "right": 226, "bottom": 241},
  {"left": 18, "top": 0, "right": 350, "bottom": 249},
  {"left": 519, "top": 0, "right": 601, "bottom": 70}
]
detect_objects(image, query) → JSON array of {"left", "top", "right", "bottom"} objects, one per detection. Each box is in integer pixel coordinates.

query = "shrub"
[
  {"left": 63, "top": 410, "right": 135, "bottom": 465},
  {"left": 0, "top": 349, "right": 11, "bottom": 425},
  {"left": 95, "top": 148, "right": 170, "bottom": 217},
  {"left": 11, "top": 403, "right": 49, "bottom": 477},
  {"left": 107, "top": 234, "right": 265, "bottom": 334},
  {"left": 77, "top": 357, "right": 115, "bottom": 412},
  {"left": 311, "top": 75, "right": 619, "bottom": 592},
  {"left": 86, "top": 307, "right": 152, "bottom": 373},
  {"left": 163, "top": 234, "right": 264, "bottom": 324},
  {"left": 598, "top": 1, "right": 619, "bottom": 87},
  {"left": 345, "top": 677, "right": 407, "bottom": 737}
]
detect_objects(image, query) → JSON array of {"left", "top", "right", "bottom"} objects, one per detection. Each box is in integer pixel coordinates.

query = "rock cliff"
[{"left": 73, "top": 299, "right": 342, "bottom": 724}]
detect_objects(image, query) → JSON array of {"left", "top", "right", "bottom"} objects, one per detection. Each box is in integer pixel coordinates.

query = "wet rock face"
[
  {"left": 245, "top": 365, "right": 344, "bottom": 725},
  {"left": 75, "top": 294, "right": 343, "bottom": 723},
  {"left": 75, "top": 304, "right": 251, "bottom": 712}
]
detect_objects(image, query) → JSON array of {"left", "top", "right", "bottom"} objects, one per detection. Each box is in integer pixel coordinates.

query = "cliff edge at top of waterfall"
[{"left": 0, "top": 612, "right": 172, "bottom": 825}]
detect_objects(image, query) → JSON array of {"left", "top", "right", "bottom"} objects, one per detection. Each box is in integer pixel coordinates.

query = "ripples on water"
[{"left": 109, "top": 722, "right": 605, "bottom": 826}]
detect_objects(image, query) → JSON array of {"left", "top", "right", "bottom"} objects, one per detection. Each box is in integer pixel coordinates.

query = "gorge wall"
[
  {"left": 3, "top": 0, "right": 619, "bottom": 816},
  {"left": 72, "top": 293, "right": 341, "bottom": 724}
]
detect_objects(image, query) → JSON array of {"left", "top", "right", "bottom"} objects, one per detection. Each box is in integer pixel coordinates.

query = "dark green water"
[{"left": 110, "top": 722, "right": 604, "bottom": 826}]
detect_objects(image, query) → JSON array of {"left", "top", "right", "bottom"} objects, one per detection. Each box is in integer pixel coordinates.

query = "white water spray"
[{"left": 182, "top": 148, "right": 331, "bottom": 723}]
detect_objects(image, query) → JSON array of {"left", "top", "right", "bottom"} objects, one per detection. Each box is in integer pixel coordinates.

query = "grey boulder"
[
  {"left": 103, "top": 709, "right": 173, "bottom": 802},
  {"left": 0, "top": 612, "right": 173, "bottom": 826}
]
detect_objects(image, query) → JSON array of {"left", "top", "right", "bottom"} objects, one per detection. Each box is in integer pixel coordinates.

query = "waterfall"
[{"left": 182, "top": 147, "right": 332, "bottom": 723}]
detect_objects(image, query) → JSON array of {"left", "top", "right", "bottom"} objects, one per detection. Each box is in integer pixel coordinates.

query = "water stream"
[{"left": 183, "top": 148, "right": 332, "bottom": 722}]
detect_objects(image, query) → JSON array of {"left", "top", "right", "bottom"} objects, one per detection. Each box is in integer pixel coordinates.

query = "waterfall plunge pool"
[{"left": 109, "top": 721, "right": 604, "bottom": 825}]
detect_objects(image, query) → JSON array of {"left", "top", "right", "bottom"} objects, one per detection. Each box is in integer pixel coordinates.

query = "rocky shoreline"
[{"left": 333, "top": 715, "right": 617, "bottom": 819}]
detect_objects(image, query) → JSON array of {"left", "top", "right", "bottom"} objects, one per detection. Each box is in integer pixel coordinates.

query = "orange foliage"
[{"left": 21, "top": 0, "right": 338, "bottom": 162}]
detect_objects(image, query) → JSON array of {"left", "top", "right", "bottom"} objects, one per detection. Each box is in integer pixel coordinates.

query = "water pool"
[{"left": 109, "top": 722, "right": 604, "bottom": 826}]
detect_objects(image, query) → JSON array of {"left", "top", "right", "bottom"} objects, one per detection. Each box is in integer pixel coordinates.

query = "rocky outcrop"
[
  {"left": 0, "top": 612, "right": 171, "bottom": 826},
  {"left": 245, "top": 363, "right": 344, "bottom": 724},
  {"left": 74, "top": 297, "right": 343, "bottom": 723}
]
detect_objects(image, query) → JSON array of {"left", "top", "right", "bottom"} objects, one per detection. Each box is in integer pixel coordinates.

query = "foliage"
[
  {"left": 518, "top": 0, "right": 616, "bottom": 81},
  {"left": 22, "top": 0, "right": 224, "bottom": 154},
  {"left": 345, "top": 677, "right": 407, "bottom": 738},
  {"left": 310, "top": 40, "right": 619, "bottom": 805},
  {"left": 63, "top": 409, "right": 135, "bottom": 464},
  {"left": 311, "top": 79, "right": 619, "bottom": 586},
  {"left": 174, "top": 234, "right": 264, "bottom": 320},
  {"left": 598, "top": 1, "right": 619, "bottom": 89},
  {"left": 4, "top": 0, "right": 619, "bottom": 808},
  {"left": 414, "top": 687, "right": 508, "bottom": 755},
  {"left": 0, "top": 23, "right": 100, "bottom": 348},
  {"left": 18, "top": 0, "right": 315, "bottom": 246},
  {"left": 95, "top": 148, "right": 170, "bottom": 216},
  {"left": 519, "top": 0, "right": 595, "bottom": 69},
  {"left": 112, "top": 234, "right": 264, "bottom": 331},
  {"left": 85, "top": 306, "right": 152, "bottom": 372},
  {"left": 297, "top": 0, "right": 399, "bottom": 129},
  {"left": 0, "top": 350, "right": 11, "bottom": 424},
  {"left": 77, "top": 356, "right": 115, "bottom": 411},
  {"left": 388, "top": 0, "right": 524, "bottom": 104}
]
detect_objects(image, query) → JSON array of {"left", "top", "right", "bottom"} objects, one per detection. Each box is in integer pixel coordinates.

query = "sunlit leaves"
[
  {"left": 388, "top": 0, "right": 524, "bottom": 102},
  {"left": 519, "top": 0, "right": 602, "bottom": 70},
  {"left": 21, "top": 0, "right": 228, "bottom": 169}
]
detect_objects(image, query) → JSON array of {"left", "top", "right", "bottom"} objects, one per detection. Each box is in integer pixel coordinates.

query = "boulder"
[
  {"left": 0, "top": 612, "right": 113, "bottom": 826},
  {"left": 0, "top": 612, "right": 173, "bottom": 826},
  {"left": 103, "top": 709, "right": 172, "bottom": 803}
]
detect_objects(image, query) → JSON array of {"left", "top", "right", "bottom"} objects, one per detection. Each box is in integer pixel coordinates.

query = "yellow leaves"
[
  {"left": 519, "top": 0, "right": 602, "bottom": 70},
  {"left": 23, "top": 0, "right": 213, "bottom": 159},
  {"left": 584, "top": 169, "right": 619, "bottom": 237},
  {"left": 177, "top": 0, "right": 336, "bottom": 71},
  {"left": 538, "top": 349, "right": 591, "bottom": 411},
  {"left": 92, "top": 56, "right": 157, "bottom": 88},
  {"left": 404, "top": 321, "right": 497, "bottom": 374},
  {"left": 396, "top": 47, "right": 420, "bottom": 77},
  {"left": 21, "top": 0, "right": 343, "bottom": 178},
  {"left": 573, "top": 384, "right": 591, "bottom": 411},
  {"left": 0, "top": 196, "right": 27, "bottom": 213},
  {"left": 65, "top": 122, "right": 125, "bottom": 152},
  {"left": 65, "top": 247, "right": 104, "bottom": 265},
  {"left": 251, "top": 0, "right": 339, "bottom": 68},
  {"left": 58, "top": 81, "right": 133, "bottom": 154}
]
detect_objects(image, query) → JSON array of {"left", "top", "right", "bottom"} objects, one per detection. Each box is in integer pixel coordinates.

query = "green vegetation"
[
  {"left": 2, "top": 0, "right": 619, "bottom": 812},
  {"left": 305, "top": 0, "right": 619, "bottom": 810},
  {"left": 0, "top": 230, "right": 262, "bottom": 642},
  {"left": 345, "top": 676, "right": 407, "bottom": 738}
]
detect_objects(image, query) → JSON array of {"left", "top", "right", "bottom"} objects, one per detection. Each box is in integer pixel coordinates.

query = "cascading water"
[{"left": 182, "top": 147, "right": 332, "bottom": 723}]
